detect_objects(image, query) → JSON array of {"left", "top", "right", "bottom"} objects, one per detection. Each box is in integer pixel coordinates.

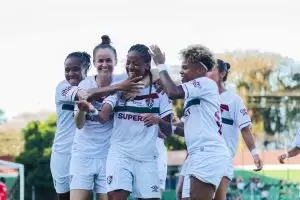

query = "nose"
[
  {"left": 180, "top": 70, "right": 184, "bottom": 75},
  {"left": 69, "top": 69, "right": 77, "bottom": 77},
  {"left": 101, "top": 61, "right": 109, "bottom": 67},
  {"left": 128, "top": 63, "right": 135, "bottom": 70}
]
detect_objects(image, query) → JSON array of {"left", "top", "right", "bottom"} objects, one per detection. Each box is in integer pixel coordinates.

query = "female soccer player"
[
  {"left": 177, "top": 59, "right": 263, "bottom": 200},
  {"left": 70, "top": 35, "right": 141, "bottom": 200},
  {"left": 149, "top": 44, "right": 230, "bottom": 200},
  {"left": 278, "top": 128, "right": 300, "bottom": 163},
  {"left": 51, "top": 51, "right": 91, "bottom": 200},
  {"left": 76, "top": 44, "right": 173, "bottom": 200}
]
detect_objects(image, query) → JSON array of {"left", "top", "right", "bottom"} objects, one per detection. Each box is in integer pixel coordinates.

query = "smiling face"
[
  {"left": 93, "top": 48, "right": 116, "bottom": 75},
  {"left": 126, "top": 50, "right": 150, "bottom": 79},
  {"left": 179, "top": 59, "right": 206, "bottom": 83},
  {"left": 64, "top": 56, "right": 86, "bottom": 86}
]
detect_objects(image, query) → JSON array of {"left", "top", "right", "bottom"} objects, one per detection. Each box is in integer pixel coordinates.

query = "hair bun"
[
  {"left": 101, "top": 35, "right": 111, "bottom": 45},
  {"left": 225, "top": 62, "right": 231, "bottom": 69}
]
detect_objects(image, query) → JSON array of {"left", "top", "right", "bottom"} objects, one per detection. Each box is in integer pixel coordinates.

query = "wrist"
[
  {"left": 88, "top": 109, "right": 99, "bottom": 116},
  {"left": 251, "top": 148, "right": 259, "bottom": 158}
]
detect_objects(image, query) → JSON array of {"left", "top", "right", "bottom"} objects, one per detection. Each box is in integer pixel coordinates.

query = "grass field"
[{"left": 235, "top": 165, "right": 300, "bottom": 183}]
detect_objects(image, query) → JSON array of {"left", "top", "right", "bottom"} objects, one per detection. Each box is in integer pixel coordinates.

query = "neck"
[
  {"left": 218, "top": 82, "right": 226, "bottom": 94},
  {"left": 96, "top": 73, "right": 112, "bottom": 87}
]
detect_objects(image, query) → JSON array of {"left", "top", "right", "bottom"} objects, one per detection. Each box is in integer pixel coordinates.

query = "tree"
[{"left": 15, "top": 115, "right": 56, "bottom": 200}]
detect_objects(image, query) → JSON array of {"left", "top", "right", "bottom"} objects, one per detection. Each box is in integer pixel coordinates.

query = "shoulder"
[
  {"left": 78, "top": 76, "right": 95, "bottom": 88},
  {"left": 55, "top": 80, "right": 73, "bottom": 95},
  {"left": 113, "top": 72, "right": 128, "bottom": 84}
]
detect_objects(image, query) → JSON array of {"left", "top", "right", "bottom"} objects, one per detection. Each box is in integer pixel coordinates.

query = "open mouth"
[{"left": 128, "top": 71, "right": 137, "bottom": 77}]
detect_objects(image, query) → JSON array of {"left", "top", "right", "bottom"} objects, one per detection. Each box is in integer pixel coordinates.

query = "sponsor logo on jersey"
[
  {"left": 192, "top": 80, "right": 202, "bottom": 88},
  {"left": 61, "top": 86, "right": 73, "bottom": 96},
  {"left": 117, "top": 113, "right": 143, "bottom": 121},
  {"left": 240, "top": 108, "right": 248, "bottom": 116}
]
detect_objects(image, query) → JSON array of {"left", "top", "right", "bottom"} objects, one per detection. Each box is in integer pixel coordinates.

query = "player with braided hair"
[
  {"left": 150, "top": 45, "right": 230, "bottom": 200},
  {"left": 50, "top": 51, "right": 91, "bottom": 200}
]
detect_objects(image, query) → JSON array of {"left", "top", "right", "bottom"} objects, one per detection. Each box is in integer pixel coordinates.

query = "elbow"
[
  {"left": 163, "top": 126, "right": 173, "bottom": 137},
  {"left": 166, "top": 91, "right": 180, "bottom": 100}
]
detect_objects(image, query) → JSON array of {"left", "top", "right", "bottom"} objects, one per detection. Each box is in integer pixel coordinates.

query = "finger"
[
  {"left": 131, "top": 83, "right": 144, "bottom": 89},
  {"left": 142, "top": 116, "right": 150, "bottom": 121},
  {"left": 128, "top": 88, "right": 141, "bottom": 93},
  {"left": 130, "top": 76, "right": 143, "bottom": 83},
  {"left": 144, "top": 122, "right": 153, "bottom": 127},
  {"left": 148, "top": 49, "right": 155, "bottom": 57}
]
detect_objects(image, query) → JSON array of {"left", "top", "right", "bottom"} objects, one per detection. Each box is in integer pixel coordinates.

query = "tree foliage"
[{"left": 15, "top": 115, "right": 56, "bottom": 200}]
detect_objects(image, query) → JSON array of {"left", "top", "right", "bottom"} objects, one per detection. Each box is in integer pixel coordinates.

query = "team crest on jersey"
[
  {"left": 107, "top": 176, "right": 113, "bottom": 184},
  {"left": 146, "top": 98, "right": 154, "bottom": 109}
]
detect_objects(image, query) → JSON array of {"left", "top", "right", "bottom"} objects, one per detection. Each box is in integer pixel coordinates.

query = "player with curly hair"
[{"left": 149, "top": 44, "right": 230, "bottom": 200}]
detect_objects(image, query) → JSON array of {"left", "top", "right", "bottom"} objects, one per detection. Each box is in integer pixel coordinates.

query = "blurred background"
[{"left": 1, "top": 0, "right": 300, "bottom": 199}]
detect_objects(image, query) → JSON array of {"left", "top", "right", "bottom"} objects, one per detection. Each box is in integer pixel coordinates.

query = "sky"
[{"left": 0, "top": 0, "right": 299, "bottom": 118}]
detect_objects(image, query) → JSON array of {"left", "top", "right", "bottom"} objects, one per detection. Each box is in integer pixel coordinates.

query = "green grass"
[{"left": 235, "top": 169, "right": 300, "bottom": 183}]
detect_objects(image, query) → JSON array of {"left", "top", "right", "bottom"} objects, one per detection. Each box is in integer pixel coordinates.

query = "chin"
[{"left": 68, "top": 79, "right": 80, "bottom": 86}]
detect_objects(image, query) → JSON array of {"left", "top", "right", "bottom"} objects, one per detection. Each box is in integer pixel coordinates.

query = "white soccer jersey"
[
  {"left": 104, "top": 85, "right": 173, "bottom": 161},
  {"left": 52, "top": 80, "right": 79, "bottom": 154},
  {"left": 156, "top": 138, "right": 166, "bottom": 154},
  {"left": 72, "top": 76, "right": 121, "bottom": 158},
  {"left": 294, "top": 128, "right": 300, "bottom": 148},
  {"left": 180, "top": 77, "right": 229, "bottom": 155},
  {"left": 220, "top": 90, "right": 252, "bottom": 157}
]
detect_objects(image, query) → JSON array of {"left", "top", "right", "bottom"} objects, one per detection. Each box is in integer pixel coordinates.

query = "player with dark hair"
[
  {"left": 76, "top": 43, "right": 173, "bottom": 200},
  {"left": 177, "top": 59, "right": 263, "bottom": 200},
  {"left": 50, "top": 51, "right": 91, "bottom": 200},
  {"left": 149, "top": 45, "right": 230, "bottom": 200},
  {"left": 70, "top": 36, "right": 143, "bottom": 200}
]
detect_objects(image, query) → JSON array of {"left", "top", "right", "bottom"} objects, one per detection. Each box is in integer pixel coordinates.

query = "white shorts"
[
  {"left": 186, "top": 151, "right": 230, "bottom": 191},
  {"left": 69, "top": 154, "right": 106, "bottom": 193},
  {"left": 157, "top": 147, "right": 167, "bottom": 190},
  {"left": 180, "top": 157, "right": 189, "bottom": 176},
  {"left": 106, "top": 153, "right": 161, "bottom": 199},
  {"left": 50, "top": 151, "right": 71, "bottom": 194},
  {"left": 224, "top": 162, "right": 234, "bottom": 181}
]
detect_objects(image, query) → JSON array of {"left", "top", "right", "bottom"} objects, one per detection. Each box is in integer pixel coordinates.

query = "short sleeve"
[
  {"left": 103, "top": 93, "right": 118, "bottom": 109},
  {"left": 159, "top": 93, "right": 173, "bottom": 118},
  {"left": 235, "top": 96, "right": 252, "bottom": 130},
  {"left": 180, "top": 116, "right": 186, "bottom": 123},
  {"left": 180, "top": 77, "right": 217, "bottom": 100},
  {"left": 55, "top": 81, "right": 79, "bottom": 103},
  {"left": 294, "top": 128, "right": 300, "bottom": 148}
]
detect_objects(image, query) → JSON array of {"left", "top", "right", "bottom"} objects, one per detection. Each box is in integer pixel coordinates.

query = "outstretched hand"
[{"left": 149, "top": 45, "right": 166, "bottom": 65}]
